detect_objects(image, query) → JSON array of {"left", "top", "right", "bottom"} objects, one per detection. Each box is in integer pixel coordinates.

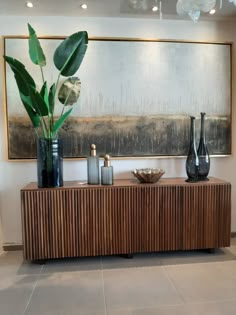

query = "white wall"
[{"left": 0, "top": 16, "right": 235, "bottom": 245}]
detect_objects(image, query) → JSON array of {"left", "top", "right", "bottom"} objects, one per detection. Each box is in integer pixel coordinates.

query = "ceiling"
[{"left": 0, "top": 0, "right": 236, "bottom": 20}]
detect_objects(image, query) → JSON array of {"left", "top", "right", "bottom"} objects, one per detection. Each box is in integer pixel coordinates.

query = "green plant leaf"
[
  {"left": 52, "top": 108, "right": 73, "bottom": 134},
  {"left": 49, "top": 83, "right": 56, "bottom": 114},
  {"left": 28, "top": 23, "right": 46, "bottom": 67},
  {"left": 19, "top": 93, "right": 40, "bottom": 128},
  {"left": 4, "top": 56, "right": 36, "bottom": 95},
  {"left": 4, "top": 56, "right": 48, "bottom": 121},
  {"left": 58, "top": 77, "right": 81, "bottom": 105},
  {"left": 40, "top": 82, "right": 49, "bottom": 110},
  {"left": 28, "top": 86, "right": 49, "bottom": 116},
  {"left": 53, "top": 31, "right": 88, "bottom": 77}
]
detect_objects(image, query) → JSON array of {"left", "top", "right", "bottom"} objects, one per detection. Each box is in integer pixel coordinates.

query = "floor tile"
[
  {"left": 107, "top": 304, "right": 199, "bottom": 315},
  {"left": 0, "top": 275, "right": 37, "bottom": 315},
  {"left": 42, "top": 256, "right": 102, "bottom": 274},
  {"left": 159, "top": 248, "right": 236, "bottom": 266},
  {"left": 0, "top": 251, "right": 42, "bottom": 277},
  {"left": 103, "top": 266, "right": 183, "bottom": 310},
  {"left": 228, "top": 245, "right": 236, "bottom": 256},
  {"left": 25, "top": 308, "right": 106, "bottom": 315},
  {"left": 102, "top": 247, "right": 235, "bottom": 270},
  {"left": 107, "top": 300, "right": 236, "bottom": 315},
  {"left": 165, "top": 261, "right": 236, "bottom": 303},
  {"left": 23, "top": 312, "right": 65, "bottom": 315},
  {"left": 102, "top": 253, "right": 161, "bottom": 270},
  {"left": 191, "top": 300, "right": 236, "bottom": 315},
  {"left": 25, "top": 271, "right": 105, "bottom": 314},
  {"left": 77, "top": 311, "right": 106, "bottom": 315},
  {"left": 230, "top": 237, "right": 236, "bottom": 246}
]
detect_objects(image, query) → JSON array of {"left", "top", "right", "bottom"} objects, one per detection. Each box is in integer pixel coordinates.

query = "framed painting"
[{"left": 3, "top": 36, "right": 232, "bottom": 160}]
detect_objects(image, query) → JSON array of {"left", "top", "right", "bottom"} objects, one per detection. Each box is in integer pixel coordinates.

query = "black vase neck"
[
  {"left": 189, "top": 116, "right": 197, "bottom": 152},
  {"left": 200, "top": 112, "right": 206, "bottom": 143}
]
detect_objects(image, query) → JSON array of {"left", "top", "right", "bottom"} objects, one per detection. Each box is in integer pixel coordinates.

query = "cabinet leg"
[
  {"left": 32, "top": 259, "right": 47, "bottom": 265},
  {"left": 121, "top": 254, "right": 133, "bottom": 259},
  {"left": 206, "top": 248, "right": 216, "bottom": 254}
]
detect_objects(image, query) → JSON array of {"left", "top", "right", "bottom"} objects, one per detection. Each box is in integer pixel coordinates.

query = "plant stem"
[
  {"left": 40, "top": 116, "right": 48, "bottom": 138},
  {"left": 55, "top": 74, "right": 61, "bottom": 91},
  {"left": 40, "top": 66, "right": 45, "bottom": 83},
  {"left": 64, "top": 85, "right": 74, "bottom": 107},
  {"left": 34, "top": 128, "right": 39, "bottom": 138},
  {"left": 60, "top": 106, "right": 65, "bottom": 118}
]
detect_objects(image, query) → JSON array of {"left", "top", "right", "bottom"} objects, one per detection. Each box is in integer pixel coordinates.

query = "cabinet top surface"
[{"left": 21, "top": 177, "right": 230, "bottom": 191}]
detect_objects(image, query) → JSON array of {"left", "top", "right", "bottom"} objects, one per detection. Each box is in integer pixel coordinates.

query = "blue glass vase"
[{"left": 37, "top": 138, "right": 63, "bottom": 188}]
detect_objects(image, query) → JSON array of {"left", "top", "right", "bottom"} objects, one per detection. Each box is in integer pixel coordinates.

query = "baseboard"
[
  {"left": 2, "top": 232, "right": 236, "bottom": 251},
  {"left": 231, "top": 232, "right": 236, "bottom": 238},
  {"left": 3, "top": 244, "right": 23, "bottom": 251}
]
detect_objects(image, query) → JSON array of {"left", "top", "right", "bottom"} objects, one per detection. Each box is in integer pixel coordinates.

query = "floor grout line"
[
  {"left": 182, "top": 297, "right": 236, "bottom": 306},
  {"left": 22, "top": 264, "right": 43, "bottom": 315},
  {"left": 40, "top": 261, "right": 45, "bottom": 274},
  {"left": 23, "top": 276, "right": 39, "bottom": 315},
  {"left": 162, "top": 265, "right": 186, "bottom": 304},
  {"left": 101, "top": 257, "right": 108, "bottom": 315}
]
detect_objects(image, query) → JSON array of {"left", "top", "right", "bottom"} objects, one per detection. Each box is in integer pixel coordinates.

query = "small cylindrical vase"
[
  {"left": 37, "top": 138, "right": 63, "bottom": 188},
  {"left": 87, "top": 144, "right": 100, "bottom": 184},
  {"left": 101, "top": 167, "right": 113, "bottom": 185},
  {"left": 101, "top": 154, "right": 113, "bottom": 185}
]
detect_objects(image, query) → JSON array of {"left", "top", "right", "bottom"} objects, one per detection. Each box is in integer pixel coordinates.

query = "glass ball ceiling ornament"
[
  {"left": 176, "top": 0, "right": 216, "bottom": 22},
  {"left": 128, "top": 0, "right": 236, "bottom": 21},
  {"left": 177, "top": 0, "right": 236, "bottom": 22},
  {"left": 128, "top": 0, "right": 148, "bottom": 10}
]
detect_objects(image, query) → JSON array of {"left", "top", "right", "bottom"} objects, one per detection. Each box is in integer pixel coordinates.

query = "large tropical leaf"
[
  {"left": 4, "top": 56, "right": 36, "bottom": 95},
  {"left": 28, "top": 23, "right": 46, "bottom": 67},
  {"left": 4, "top": 56, "right": 48, "bottom": 117},
  {"left": 53, "top": 31, "right": 88, "bottom": 77},
  {"left": 20, "top": 93, "right": 40, "bottom": 128},
  {"left": 58, "top": 77, "right": 81, "bottom": 105},
  {"left": 52, "top": 108, "right": 73, "bottom": 134}
]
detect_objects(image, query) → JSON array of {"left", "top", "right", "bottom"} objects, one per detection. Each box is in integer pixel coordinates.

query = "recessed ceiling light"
[
  {"left": 81, "top": 3, "right": 88, "bottom": 10},
  {"left": 26, "top": 1, "right": 33, "bottom": 8},
  {"left": 209, "top": 8, "right": 216, "bottom": 14},
  {"left": 152, "top": 6, "right": 158, "bottom": 12}
]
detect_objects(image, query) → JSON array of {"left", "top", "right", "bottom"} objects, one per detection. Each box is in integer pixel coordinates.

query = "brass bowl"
[{"left": 131, "top": 168, "right": 165, "bottom": 184}]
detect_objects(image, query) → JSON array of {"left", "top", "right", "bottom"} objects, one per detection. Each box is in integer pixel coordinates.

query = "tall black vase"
[
  {"left": 197, "top": 112, "right": 210, "bottom": 181},
  {"left": 37, "top": 138, "right": 63, "bottom": 188},
  {"left": 186, "top": 116, "right": 199, "bottom": 182}
]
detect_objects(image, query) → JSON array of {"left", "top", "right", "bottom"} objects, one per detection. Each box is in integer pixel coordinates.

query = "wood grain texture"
[{"left": 21, "top": 178, "right": 231, "bottom": 260}]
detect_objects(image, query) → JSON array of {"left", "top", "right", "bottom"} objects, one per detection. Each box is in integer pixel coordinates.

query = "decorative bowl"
[{"left": 131, "top": 168, "right": 165, "bottom": 184}]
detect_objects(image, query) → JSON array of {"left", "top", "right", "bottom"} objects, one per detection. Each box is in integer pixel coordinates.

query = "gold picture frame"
[{"left": 2, "top": 36, "right": 233, "bottom": 160}]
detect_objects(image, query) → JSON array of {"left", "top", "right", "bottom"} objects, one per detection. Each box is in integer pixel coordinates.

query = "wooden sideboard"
[{"left": 21, "top": 178, "right": 231, "bottom": 261}]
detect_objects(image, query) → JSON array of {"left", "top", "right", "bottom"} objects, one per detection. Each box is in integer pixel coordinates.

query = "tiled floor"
[{"left": 0, "top": 238, "right": 236, "bottom": 315}]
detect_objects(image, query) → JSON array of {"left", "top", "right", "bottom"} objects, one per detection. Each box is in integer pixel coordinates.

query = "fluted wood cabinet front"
[{"left": 21, "top": 178, "right": 231, "bottom": 260}]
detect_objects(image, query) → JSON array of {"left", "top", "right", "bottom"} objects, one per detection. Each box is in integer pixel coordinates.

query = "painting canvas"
[{"left": 3, "top": 36, "right": 232, "bottom": 159}]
